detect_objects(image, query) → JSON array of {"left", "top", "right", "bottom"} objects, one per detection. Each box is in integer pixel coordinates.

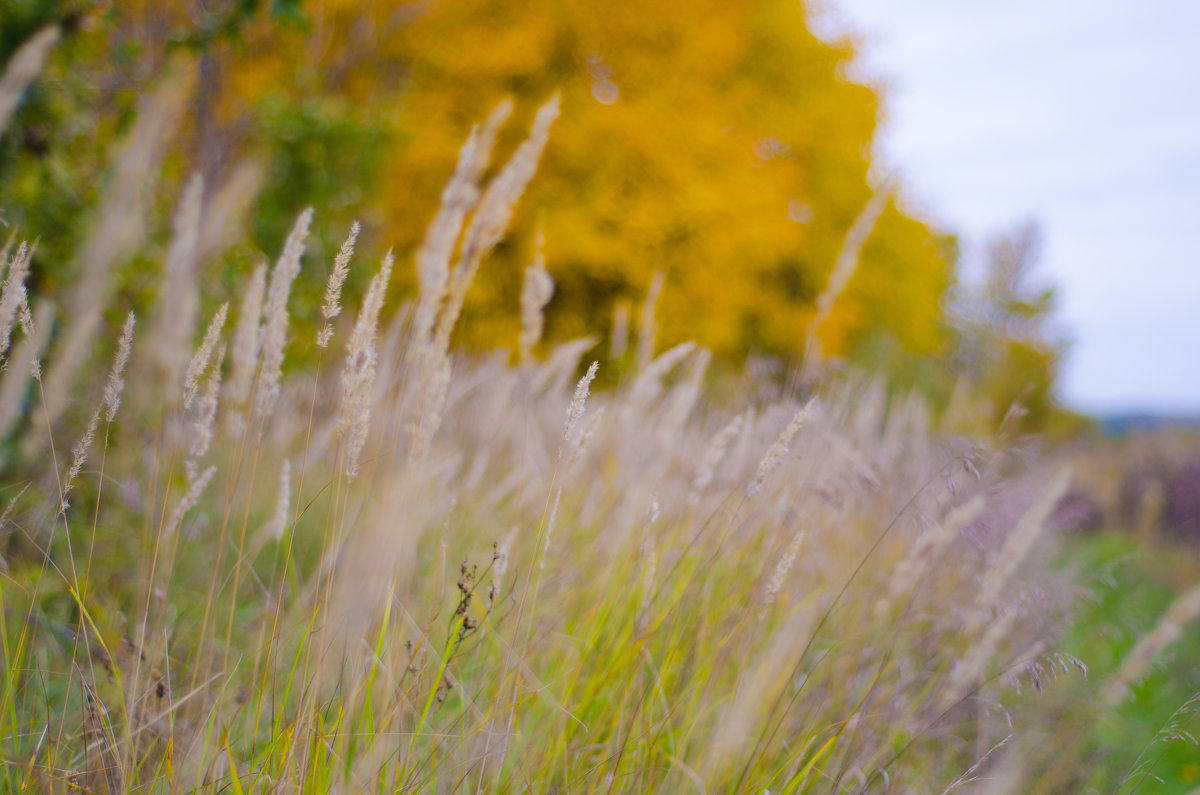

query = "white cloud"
[{"left": 825, "top": 0, "right": 1200, "bottom": 413}]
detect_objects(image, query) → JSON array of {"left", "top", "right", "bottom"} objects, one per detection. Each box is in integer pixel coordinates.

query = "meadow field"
[{"left": 3, "top": 11, "right": 1200, "bottom": 794}]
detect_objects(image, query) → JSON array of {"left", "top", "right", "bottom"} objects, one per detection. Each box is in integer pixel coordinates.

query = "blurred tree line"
[{"left": 0, "top": 0, "right": 1081, "bottom": 433}]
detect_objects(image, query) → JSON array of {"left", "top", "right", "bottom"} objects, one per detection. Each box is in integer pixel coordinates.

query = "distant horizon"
[
  {"left": 1093, "top": 407, "right": 1200, "bottom": 421},
  {"left": 819, "top": 0, "right": 1200, "bottom": 416}
]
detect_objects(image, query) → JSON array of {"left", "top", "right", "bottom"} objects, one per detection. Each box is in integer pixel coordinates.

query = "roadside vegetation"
[{"left": 1, "top": 10, "right": 1198, "bottom": 793}]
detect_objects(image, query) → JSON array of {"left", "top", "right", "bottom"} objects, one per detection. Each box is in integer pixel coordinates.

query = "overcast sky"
[{"left": 818, "top": 0, "right": 1200, "bottom": 415}]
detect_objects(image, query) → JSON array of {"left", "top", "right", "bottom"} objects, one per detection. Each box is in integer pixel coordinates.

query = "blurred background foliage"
[{"left": 0, "top": 0, "right": 1079, "bottom": 433}]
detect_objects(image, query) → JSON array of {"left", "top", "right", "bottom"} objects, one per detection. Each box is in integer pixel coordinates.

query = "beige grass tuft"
[
  {"left": 518, "top": 228, "right": 554, "bottom": 364},
  {"left": 318, "top": 221, "right": 361, "bottom": 348},
  {"left": 337, "top": 251, "right": 394, "bottom": 479},
  {"left": 0, "top": 25, "right": 60, "bottom": 133},
  {"left": 0, "top": 241, "right": 32, "bottom": 364},
  {"left": 253, "top": 208, "right": 313, "bottom": 426}
]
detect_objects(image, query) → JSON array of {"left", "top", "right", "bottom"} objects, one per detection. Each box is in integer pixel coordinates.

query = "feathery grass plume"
[
  {"left": 197, "top": 159, "right": 262, "bottom": 265},
  {"left": 338, "top": 251, "right": 394, "bottom": 479},
  {"left": 801, "top": 180, "right": 893, "bottom": 383},
  {"left": 433, "top": 94, "right": 561, "bottom": 351},
  {"left": 62, "top": 313, "right": 135, "bottom": 512},
  {"left": 0, "top": 241, "right": 31, "bottom": 364},
  {"left": 410, "top": 100, "right": 552, "bottom": 464},
  {"left": 689, "top": 412, "right": 746, "bottom": 505},
  {"left": 253, "top": 208, "right": 313, "bottom": 425},
  {"left": 413, "top": 99, "right": 514, "bottom": 348},
  {"left": 410, "top": 352, "right": 452, "bottom": 463},
  {"left": 164, "top": 465, "right": 216, "bottom": 537},
  {"left": 564, "top": 361, "right": 600, "bottom": 455},
  {"left": 610, "top": 300, "right": 630, "bottom": 363},
  {"left": 874, "top": 496, "right": 985, "bottom": 618},
  {"left": 41, "top": 65, "right": 191, "bottom": 426},
  {"left": 227, "top": 261, "right": 267, "bottom": 429},
  {"left": 267, "top": 460, "right": 291, "bottom": 541},
  {"left": 186, "top": 345, "right": 224, "bottom": 481},
  {"left": 747, "top": 402, "right": 812, "bottom": 499},
  {"left": 318, "top": 221, "right": 361, "bottom": 348},
  {"left": 182, "top": 303, "right": 227, "bottom": 411},
  {"left": 152, "top": 174, "right": 204, "bottom": 392},
  {"left": 566, "top": 406, "right": 604, "bottom": 475},
  {"left": 541, "top": 361, "right": 599, "bottom": 565},
  {"left": 17, "top": 297, "right": 32, "bottom": 337},
  {"left": 970, "top": 470, "right": 1070, "bottom": 628},
  {"left": 636, "top": 271, "right": 665, "bottom": 371},
  {"left": 629, "top": 341, "right": 697, "bottom": 407},
  {"left": 0, "top": 25, "right": 59, "bottom": 133},
  {"left": 1105, "top": 583, "right": 1200, "bottom": 705},
  {"left": 762, "top": 530, "right": 805, "bottom": 612},
  {"left": 661, "top": 347, "right": 709, "bottom": 431},
  {"left": 103, "top": 312, "right": 136, "bottom": 423},
  {"left": 537, "top": 336, "right": 599, "bottom": 397},
  {"left": 518, "top": 229, "right": 554, "bottom": 364},
  {"left": 61, "top": 410, "right": 99, "bottom": 514},
  {"left": 0, "top": 300, "right": 52, "bottom": 440}
]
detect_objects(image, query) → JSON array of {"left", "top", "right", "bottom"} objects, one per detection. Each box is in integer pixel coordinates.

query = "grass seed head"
[
  {"left": 103, "top": 311, "right": 136, "bottom": 423},
  {"left": 0, "top": 241, "right": 31, "bottom": 364},
  {"left": 318, "top": 220, "right": 361, "bottom": 347},
  {"left": 254, "top": 207, "right": 313, "bottom": 425},
  {"left": 228, "top": 261, "right": 268, "bottom": 431},
  {"left": 747, "top": 402, "right": 812, "bottom": 499}
]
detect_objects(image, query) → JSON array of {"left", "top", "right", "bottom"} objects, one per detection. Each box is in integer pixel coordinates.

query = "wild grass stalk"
[
  {"left": 0, "top": 26, "right": 60, "bottom": 133},
  {"left": 39, "top": 67, "right": 191, "bottom": 428},
  {"left": 254, "top": 208, "right": 313, "bottom": 426},
  {"left": 519, "top": 229, "right": 555, "bottom": 365},
  {"left": 317, "top": 221, "right": 361, "bottom": 349},
  {"left": 152, "top": 174, "right": 205, "bottom": 397},
  {"left": 0, "top": 92, "right": 1164, "bottom": 795}
]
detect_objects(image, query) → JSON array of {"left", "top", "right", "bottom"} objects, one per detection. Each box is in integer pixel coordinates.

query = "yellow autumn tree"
[
  {"left": 15, "top": 0, "right": 955, "bottom": 366},
  {"left": 349, "top": 0, "right": 954, "bottom": 363}
]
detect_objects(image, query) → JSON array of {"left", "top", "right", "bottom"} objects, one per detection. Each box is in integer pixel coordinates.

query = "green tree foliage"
[
  {"left": 0, "top": 1, "right": 115, "bottom": 290},
  {"left": 950, "top": 222, "right": 1083, "bottom": 435}
]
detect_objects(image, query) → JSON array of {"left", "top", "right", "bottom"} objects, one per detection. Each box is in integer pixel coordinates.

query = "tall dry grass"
[{"left": 0, "top": 36, "right": 1191, "bottom": 794}]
